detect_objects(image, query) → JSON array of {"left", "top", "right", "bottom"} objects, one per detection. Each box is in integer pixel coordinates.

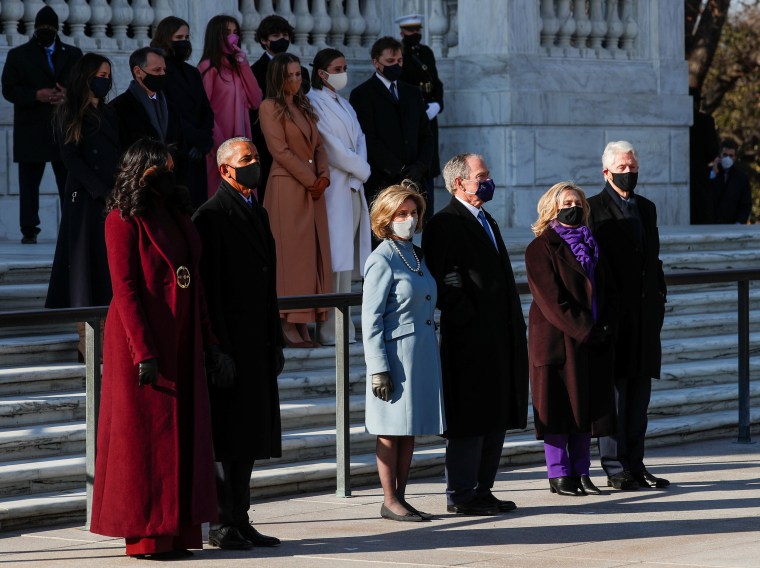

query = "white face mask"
[
  {"left": 720, "top": 155, "right": 734, "bottom": 170},
  {"left": 325, "top": 71, "right": 348, "bottom": 91},
  {"left": 390, "top": 217, "right": 417, "bottom": 240}
]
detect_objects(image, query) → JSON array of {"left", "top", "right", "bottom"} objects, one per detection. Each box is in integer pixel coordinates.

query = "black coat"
[
  {"left": 588, "top": 184, "right": 666, "bottom": 380},
  {"left": 350, "top": 74, "right": 434, "bottom": 202},
  {"left": 163, "top": 58, "right": 214, "bottom": 208},
  {"left": 525, "top": 229, "right": 616, "bottom": 438},
  {"left": 46, "top": 106, "right": 120, "bottom": 308},
  {"left": 192, "top": 181, "right": 284, "bottom": 461},
  {"left": 110, "top": 87, "right": 183, "bottom": 154},
  {"left": 689, "top": 110, "right": 718, "bottom": 224},
  {"left": 421, "top": 197, "right": 529, "bottom": 437},
  {"left": 400, "top": 42, "right": 443, "bottom": 177},
  {"left": 1, "top": 37, "right": 82, "bottom": 162},
  {"left": 710, "top": 166, "right": 752, "bottom": 224}
]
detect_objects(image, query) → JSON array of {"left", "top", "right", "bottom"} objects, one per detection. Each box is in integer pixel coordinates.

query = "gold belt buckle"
[{"left": 176, "top": 265, "right": 191, "bottom": 289}]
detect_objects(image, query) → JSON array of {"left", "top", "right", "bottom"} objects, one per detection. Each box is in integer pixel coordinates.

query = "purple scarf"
[{"left": 552, "top": 221, "right": 600, "bottom": 320}]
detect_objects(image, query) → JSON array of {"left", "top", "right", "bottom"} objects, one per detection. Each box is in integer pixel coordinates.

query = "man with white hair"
[{"left": 587, "top": 141, "right": 669, "bottom": 491}]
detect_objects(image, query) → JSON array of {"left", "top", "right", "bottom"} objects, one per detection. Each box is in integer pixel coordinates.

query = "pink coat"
[{"left": 198, "top": 56, "right": 262, "bottom": 196}]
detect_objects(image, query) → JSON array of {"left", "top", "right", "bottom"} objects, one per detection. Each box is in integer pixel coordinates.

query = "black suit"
[
  {"left": 710, "top": 166, "right": 752, "bottom": 224},
  {"left": 250, "top": 53, "right": 310, "bottom": 204},
  {"left": 1, "top": 36, "right": 82, "bottom": 238},
  {"left": 350, "top": 74, "right": 434, "bottom": 205},
  {"left": 422, "top": 197, "right": 529, "bottom": 505},
  {"left": 588, "top": 183, "right": 666, "bottom": 477},
  {"left": 110, "top": 85, "right": 183, "bottom": 155},
  {"left": 192, "top": 181, "right": 284, "bottom": 529}
]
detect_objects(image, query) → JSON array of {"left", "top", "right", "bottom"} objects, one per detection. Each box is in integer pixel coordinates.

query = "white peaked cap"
[{"left": 395, "top": 14, "right": 424, "bottom": 28}]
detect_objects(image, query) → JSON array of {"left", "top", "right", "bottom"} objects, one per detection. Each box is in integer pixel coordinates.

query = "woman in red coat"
[{"left": 91, "top": 138, "right": 226, "bottom": 559}]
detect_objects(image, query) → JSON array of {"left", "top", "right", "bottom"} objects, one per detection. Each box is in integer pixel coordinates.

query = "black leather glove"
[
  {"left": 138, "top": 358, "right": 159, "bottom": 387},
  {"left": 443, "top": 266, "right": 463, "bottom": 288},
  {"left": 371, "top": 372, "right": 393, "bottom": 402},
  {"left": 206, "top": 345, "right": 236, "bottom": 389},
  {"left": 586, "top": 324, "right": 611, "bottom": 346},
  {"left": 188, "top": 147, "right": 204, "bottom": 162},
  {"left": 273, "top": 347, "right": 285, "bottom": 376}
]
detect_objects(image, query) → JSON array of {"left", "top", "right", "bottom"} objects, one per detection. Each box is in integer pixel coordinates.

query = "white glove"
[{"left": 425, "top": 102, "right": 441, "bottom": 121}]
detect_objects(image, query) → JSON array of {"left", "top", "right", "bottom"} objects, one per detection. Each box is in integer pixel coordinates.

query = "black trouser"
[
  {"left": 598, "top": 376, "right": 652, "bottom": 477},
  {"left": 211, "top": 460, "right": 255, "bottom": 529},
  {"left": 445, "top": 431, "right": 505, "bottom": 505},
  {"left": 18, "top": 161, "right": 67, "bottom": 237}
]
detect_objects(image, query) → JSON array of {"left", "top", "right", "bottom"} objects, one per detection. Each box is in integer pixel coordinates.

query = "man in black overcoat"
[
  {"left": 1, "top": 6, "right": 82, "bottom": 243},
  {"left": 193, "top": 137, "right": 285, "bottom": 550},
  {"left": 422, "top": 153, "right": 529, "bottom": 516},
  {"left": 397, "top": 13, "right": 444, "bottom": 221},
  {"left": 588, "top": 140, "right": 669, "bottom": 491},
  {"left": 350, "top": 36, "right": 434, "bottom": 211},
  {"left": 709, "top": 139, "right": 752, "bottom": 224}
]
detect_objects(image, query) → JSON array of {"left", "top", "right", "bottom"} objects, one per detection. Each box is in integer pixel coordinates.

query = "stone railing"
[
  {"left": 539, "top": 0, "right": 639, "bottom": 58},
  {"left": 0, "top": 0, "right": 460, "bottom": 58}
]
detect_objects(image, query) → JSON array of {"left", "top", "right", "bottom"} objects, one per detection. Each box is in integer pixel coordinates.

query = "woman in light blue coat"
[{"left": 362, "top": 182, "right": 445, "bottom": 523}]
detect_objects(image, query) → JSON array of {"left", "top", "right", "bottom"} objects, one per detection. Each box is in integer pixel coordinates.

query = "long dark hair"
[
  {"left": 106, "top": 138, "right": 193, "bottom": 218},
  {"left": 200, "top": 14, "right": 240, "bottom": 74},
  {"left": 266, "top": 53, "right": 318, "bottom": 123},
  {"left": 54, "top": 52, "right": 111, "bottom": 145},
  {"left": 151, "top": 16, "right": 191, "bottom": 61},
  {"left": 311, "top": 48, "right": 344, "bottom": 90}
]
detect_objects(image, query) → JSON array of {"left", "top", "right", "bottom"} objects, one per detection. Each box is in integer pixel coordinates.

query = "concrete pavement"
[{"left": 0, "top": 436, "right": 758, "bottom": 567}]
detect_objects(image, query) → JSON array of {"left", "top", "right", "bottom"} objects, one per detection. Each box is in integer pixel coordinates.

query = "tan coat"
[{"left": 260, "top": 98, "right": 332, "bottom": 323}]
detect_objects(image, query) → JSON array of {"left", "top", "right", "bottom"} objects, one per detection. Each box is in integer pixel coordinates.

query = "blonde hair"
[
  {"left": 369, "top": 181, "right": 426, "bottom": 240},
  {"left": 531, "top": 181, "right": 589, "bottom": 236}
]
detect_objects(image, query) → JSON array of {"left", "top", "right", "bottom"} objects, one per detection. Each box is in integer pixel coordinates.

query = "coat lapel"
[
  {"left": 370, "top": 74, "right": 400, "bottom": 107},
  {"left": 217, "top": 184, "right": 270, "bottom": 263},
  {"left": 448, "top": 197, "right": 501, "bottom": 255},
  {"left": 599, "top": 187, "right": 640, "bottom": 251}
]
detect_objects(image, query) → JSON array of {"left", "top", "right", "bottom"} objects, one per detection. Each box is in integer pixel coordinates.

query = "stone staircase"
[{"left": 0, "top": 226, "right": 759, "bottom": 530}]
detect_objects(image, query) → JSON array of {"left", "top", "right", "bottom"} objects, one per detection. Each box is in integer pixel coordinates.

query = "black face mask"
[
  {"left": 34, "top": 28, "right": 57, "bottom": 47},
  {"left": 557, "top": 206, "right": 584, "bottom": 227},
  {"left": 89, "top": 76, "right": 112, "bottom": 99},
  {"left": 150, "top": 170, "right": 176, "bottom": 197},
  {"left": 141, "top": 72, "right": 166, "bottom": 93},
  {"left": 231, "top": 162, "right": 261, "bottom": 190},
  {"left": 402, "top": 33, "right": 422, "bottom": 47},
  {"left": 381, "top": 63, "right": 402, "bottom": 82},
  {"left": 268, "top": 38, "right": 290, "bottom": 54},
  {"left": 611, "top": 171, "right": 638, "bottom": 193},
  {"left": 171, "top": 40, "right": 191, "bottom": 61}
]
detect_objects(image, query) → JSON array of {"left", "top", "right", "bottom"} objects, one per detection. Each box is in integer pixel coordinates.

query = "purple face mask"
[{"left": 462, "top": 178, "right": 495, "bottom": 202}]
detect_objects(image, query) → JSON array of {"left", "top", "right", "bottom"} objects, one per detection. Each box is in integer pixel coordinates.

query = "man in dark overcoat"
[
  {"left": 1, "top": 6, "right": 82, "bottom": 243},
  {"left": 397, "top": 13, "right": 444, "bottom": 221},
  {"left": 588, "top": 140, "right": 669, "bottom": 490},
  {"left": 192, "top": 137, "right": 285, "bottom": 550},
  {"left": 709, "top": 138, "right": 752, "bottom": 224},
  {"left": 350, "top": 36, "right": 434, "bottom": 212},
  {"left": 422, "top": 153, "right": 529, "bottom": 516}
]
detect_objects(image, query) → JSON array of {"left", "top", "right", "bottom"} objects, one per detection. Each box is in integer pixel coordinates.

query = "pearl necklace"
[{"left": 387, "top": 239, "right": 424, "bottom": 276}]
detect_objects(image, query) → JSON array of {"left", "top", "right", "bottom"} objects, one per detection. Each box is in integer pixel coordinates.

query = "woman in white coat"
[{"left": 307, "top": 49, "right": 372, "bottom": 345}]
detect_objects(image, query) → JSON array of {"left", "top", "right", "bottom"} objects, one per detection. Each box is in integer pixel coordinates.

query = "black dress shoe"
[
  {"left": 632, "top": 469, "right": 670, "bottom": 488},
  {"left": 21, "top": 235, "right": 37, "bottom": 244},
  {"left": 380, "top": 503, "right": 426, "bottom": 522},
  {"left": 446, "top": 498, "right": 498, "bottom": 516},
  {"left": 208, "top": 526, "right": 253, "bottom": 550},
  {"left": 607, "top": 470, "right": 640, "bottom": 490},
  {"left": 549, "top": 476, "right": 580, "bottom": 496},
  {"left": 578, "top": 475, "right": 602, "bottom": 495},
  {"left": 237, "top": 523, "right": 281, "bottom": 546},
  {"left": 478, "top": 493, "right": 517, "bottom": 512}
]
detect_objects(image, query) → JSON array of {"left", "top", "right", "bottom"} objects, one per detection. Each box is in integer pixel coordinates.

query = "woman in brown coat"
[
  {"left": 260, "top": 53, "right": 332, "bottom": 347},
  {"left": 525, "top": 181, "right": 617, "bottom": 497}
]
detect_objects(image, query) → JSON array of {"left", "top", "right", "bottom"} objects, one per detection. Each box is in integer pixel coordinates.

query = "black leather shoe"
[
  {"left": 607, "top": 470, "right": 640, "bottom": 490},
  {"left": 446, "top": 497, "right": 498, "bottom": 516},
  {"left": 549, "top": 476, "right": 580, "bottom": 496},
  {"left": 632, "top": 469, "right": 670, "bottom": 488},
  {"left": 238, "top": 523, "right": 281, "bottom": 546},
  {"left": 478, "top": 492, "right": 517, "bottom": 512},
  {"left": 21, "top": 235, "right": 37, "bottom": 244},
  {"left": 208, "top": 526, "right": 253, "bottom": 550},
  {"left": 380, "top": 503, "right": 426, "bottom": 522},
  {"left": 578, "top": 475, "right": 602, "bottom": 495}
]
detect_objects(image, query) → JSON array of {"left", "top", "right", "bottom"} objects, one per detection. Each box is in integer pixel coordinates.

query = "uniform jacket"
[
  {"left": 1, "top": 37, "right": 82, "bottom": 162},
  {"left": 710, "top": 165, "right": 752, "bottom": 224},
  {"left": 588, "top": 184, "right": 666, "bottom": 380},
  {"left": 525, "top": 228, "right": 617, "bottom": 438},
  {"left": 91, "top": 206, "right": 218, "bottom": 538},
  {"left": 46, "top": 106, "right": 120, "bottom": 308},
  {"left": 349, "top": 74, "right": 434, "bottom": 201},
  {"left": 193, "top": 181, "right": 284, "bottom": 461},
  {"left": 307, "top": 87, "right": 371, "bottom": 274},
  {"left": 421, "top": 197, "right": 529, "bottom": 437}
]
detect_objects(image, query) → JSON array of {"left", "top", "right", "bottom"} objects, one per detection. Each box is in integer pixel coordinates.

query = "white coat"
[{"left": 307, "top": 87, "right": 372, "bottom": 274}]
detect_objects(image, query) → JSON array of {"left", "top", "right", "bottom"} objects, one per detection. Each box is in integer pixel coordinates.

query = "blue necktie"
[
  {"left": 477, "top": 210, "right": 497, "bottom": 249},
  {"left": 45, "top": 47, "right": 54, "bottom": 72},
  {"left": 389, "top": 82, "right": 399, "bottom": 102}
]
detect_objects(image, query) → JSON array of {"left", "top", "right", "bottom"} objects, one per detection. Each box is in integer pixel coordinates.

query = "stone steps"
[
  {"left": 0, "top": 333, "right": 78, "bottom": 367},
  {"left": 0, "top": 283, "right": 49, "bottom": 311},
  {"left": 0, "top": 363, "right": 84, "bottom": 396}
]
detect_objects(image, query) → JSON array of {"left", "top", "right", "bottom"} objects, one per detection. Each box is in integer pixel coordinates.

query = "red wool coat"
[{"left": 90, "top": 206, "right": 218, "bottom": 538}]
